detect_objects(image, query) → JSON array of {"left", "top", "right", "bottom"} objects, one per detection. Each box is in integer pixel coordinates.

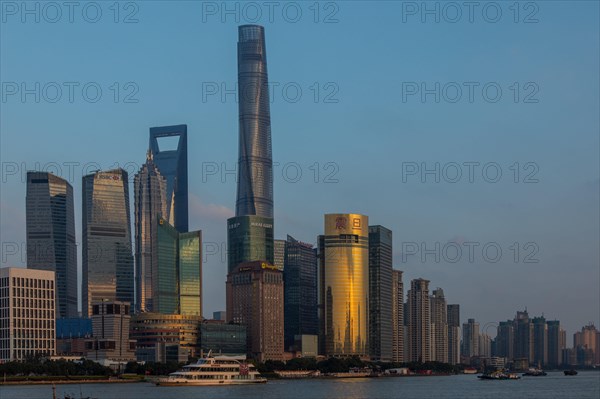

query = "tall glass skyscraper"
[
  {"left": 235, "top": 24, "right": 273, "bottom": 218},
  {"left": 149, "top": 124, "right": 188, "bottom": 233},
  {"left": 26, "top": 171, "right": 77, "bottom": 318},
  {"left": 155, "top": 218, "right": 202, "bottom": 316},
  {"left": 227, "top": 25, "right": 274, "bottom": 273},
  {"left": 82, "top": 169, "right": 134, "bottom": 317},
  {"left": 318, "top": 213, "right": 369, "bottom": 357},
  {"left": 368, "top": 225, "right": 393, "bottom": 361},
  {"left": 283, "top": 235, "right": 318, "bottom": 351},
  {"left": 134, "top": 151, "right": 168, "bottom": 312}
]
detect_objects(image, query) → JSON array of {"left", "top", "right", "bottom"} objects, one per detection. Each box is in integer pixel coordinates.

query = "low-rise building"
[
  {"left": 85, "top": 301, "right": 135, "bottom": 364},
  {"left": 0, "top": 267, "right": 56, "bottom": 362}
]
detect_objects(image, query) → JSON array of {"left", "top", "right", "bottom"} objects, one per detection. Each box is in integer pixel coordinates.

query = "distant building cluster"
[{"left": 0, "top": 24, "right": 597, "bottom": 371}]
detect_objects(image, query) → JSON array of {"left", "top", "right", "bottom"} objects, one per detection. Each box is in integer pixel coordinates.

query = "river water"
[{"left": 1, "top": 371, "right": 599, "bottom": 399}]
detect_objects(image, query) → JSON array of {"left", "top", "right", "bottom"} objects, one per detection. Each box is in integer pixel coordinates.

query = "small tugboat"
[
  {"left": 463, "top": 367, "right": 478, "bottom": 374},
  {"left": 522, "top": 368, "right": 547, "bottom": 376},
  {"left": 156, "top": 351, "right": 266, "bottom": 386},
  {"left": 563, "top": 369, "right": 578, "bottom": 376},
  {"left": 478, "top": 370, "right": 521, "bottom": 380}
]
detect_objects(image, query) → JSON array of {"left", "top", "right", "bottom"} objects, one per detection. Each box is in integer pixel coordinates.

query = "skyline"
[{"left": 1, "top": 2, "right": 599, "bottom": 339}]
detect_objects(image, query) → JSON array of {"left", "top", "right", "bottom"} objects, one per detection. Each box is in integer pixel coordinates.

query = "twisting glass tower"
[{"left": 228, "top": 25, "right": 274, "bottom": 273}]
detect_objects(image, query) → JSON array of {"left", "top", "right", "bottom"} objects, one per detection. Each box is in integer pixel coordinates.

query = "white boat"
[{"left": 156, "top": 351, "right": 267, "bottom": 386}]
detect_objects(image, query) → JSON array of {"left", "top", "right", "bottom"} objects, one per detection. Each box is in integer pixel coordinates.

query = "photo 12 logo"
[
  {"left": 1, "top": 1, "right": 140, "bottom": 24},
  {"left": 201, "top": 1, "right": 340, "bottom": 24},
  {"left": 1, "top": 82, "right": 140, "bottom": 104},
  {"left": 401, "top": 162, "right": 539, "bottom": 184},
  {"left": 201, "top": 81, "right": 340, "bottom": 104},
  {"left": 400, "top": 241, "right": 540, "bottom": 264},
  {"left": 401, "top": 82, "right": 540, "bottom": 104},
  {"left": 401, "top": 1, "right": 540, "bottom": 24}
]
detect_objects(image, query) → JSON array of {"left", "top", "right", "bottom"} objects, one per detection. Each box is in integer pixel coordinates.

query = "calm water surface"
[{"left": 1, "top": 372, "right": 599, "bottom": 399}]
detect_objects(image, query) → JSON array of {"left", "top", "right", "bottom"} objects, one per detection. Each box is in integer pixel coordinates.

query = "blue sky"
[{"left": 1, "top": 1, "right": 598, "bottom": 340}]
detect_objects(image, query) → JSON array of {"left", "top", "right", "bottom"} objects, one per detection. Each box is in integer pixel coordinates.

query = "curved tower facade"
[
  {"left": 235, "top": 24, "right": 273, "bottom": 218},
  {"left": 319, "top": 213, "right": 369, "bottom": 357},
  {"left": 228, "top": 25, "right": 274, "bottom": 273}
]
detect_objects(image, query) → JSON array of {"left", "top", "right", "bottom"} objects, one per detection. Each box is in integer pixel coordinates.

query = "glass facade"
[
  {"left": 133, "top": 153, "right": 168, "bottom": 312},
  {"left": 179, "top": 231, "right": 202, "bottom": 316},
  {"left": 82, "top": 169, "right": 134, "bottom": 317},
  {"left": 227, "top": 215, "right": 273, "bottom": 273},
  {"left": 149, "top": 124, "right": 188, "bottom": 232},
  {"left": 200, "top": 321, "right": 247, "bottom": 355},
  {"left": 284, "top": 235, "right": 318, "bottom": 351},
  {"left": 156, "top": 220, "right": 179, "bottom": 314},
  {"left": 319, "top": 214, "right": 369, "bottom": 357},
  {"left": 368, "top": 225, "right": 393, "bottom": 361},
  {"left": 155, "top": 218, "right": 202, "bottom": 316},
  {"left": 236, "top": 25, "right": 273, "bottom": 219},
  {"left": 26, "top": 171, "right": 77, "bottom": 318},
  {"left": 130, "top": 313, "right": 202, "bottom": 359}
]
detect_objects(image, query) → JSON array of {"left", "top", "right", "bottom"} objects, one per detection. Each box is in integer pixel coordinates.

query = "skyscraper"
[
  {"left": 155, "top": 218, "right": 202, "bottom": 316},
  {"left": 368, "top": 225, "right": 393, "bottom": 361},
  {"left": 149, "top": 124, "right": 188, "bottom": 233},
  {"left": 235, "top": 24, "right": 273, "bottom": 219},
  {"left": 478, "top": 333, "right": 491, "bottom": 358},
  {"left": 318, "top": 214, "right": 369, "bottom": 357},
  {"left": 461, "top": 318, "right": 479, "bottom": 359},
  {"left": 227, "top": 24, "right": 274, "bottom": 273},
  {"left": 226, "top": 261, "right": 283, "bottom": 361},
  {"left": 392, "top": 270, "right": 404, "bottom": 363},
  {"left": 274, "top": 239, "right": 286, "bottom": 271},
  {"left": 283, "top": 235, "right": 318, "bottom": 351},
  {"left": 532, "top": 316, "right": 548, "bottom": 366},
  {"left": 26, "top": 171, "right": 77, "bottom": 318},
  {"left": 496, "top": 320, "right": 515, "bottom": 360},
  {"left": 430, "top": 288, "right": 448, "bottom": 363},
  {"left": 514, "top": 310, "right": 533, "bottom": 363},
  {"left": 406, "top": 278, "right": 431, "bottom": 362},
  {"left": 82, "top": 169, "right": 134, "bottom": 317},
  {"left": 134, "top": 152, "right": 168, "bottom": 312},
  {"left": 447, "top": 304, "right": 460, "bottom": 365},
  {"left": 547, "top": 320, "right": 562, "bottom": 367}
]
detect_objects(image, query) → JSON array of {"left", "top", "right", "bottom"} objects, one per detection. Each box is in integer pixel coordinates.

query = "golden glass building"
[{"left": 318, "top": 213, "right": 369, "bottom": 357}]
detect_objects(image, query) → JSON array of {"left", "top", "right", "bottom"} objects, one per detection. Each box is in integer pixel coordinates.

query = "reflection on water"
[{"left": 1, "top": 372, "right": 599, "bottom": 399}]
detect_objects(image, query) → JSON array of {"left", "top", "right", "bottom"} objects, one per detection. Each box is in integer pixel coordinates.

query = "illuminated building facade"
[
  {"left": 82, "top": 169, "right": 134, "bottom": 317},
  {"left": 318, "top": 213, "right": 369, "bottom": 358},
  {"left": 129, "top": 313, "right": 202, "bottom": 361},
  {"left": 155, "top": 218, "right": 202, "bottom": 316}
]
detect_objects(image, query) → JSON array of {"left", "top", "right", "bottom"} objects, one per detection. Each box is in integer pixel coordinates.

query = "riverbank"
[{"left": 0, "top": 376, "right": 145, "bottom": 385}]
